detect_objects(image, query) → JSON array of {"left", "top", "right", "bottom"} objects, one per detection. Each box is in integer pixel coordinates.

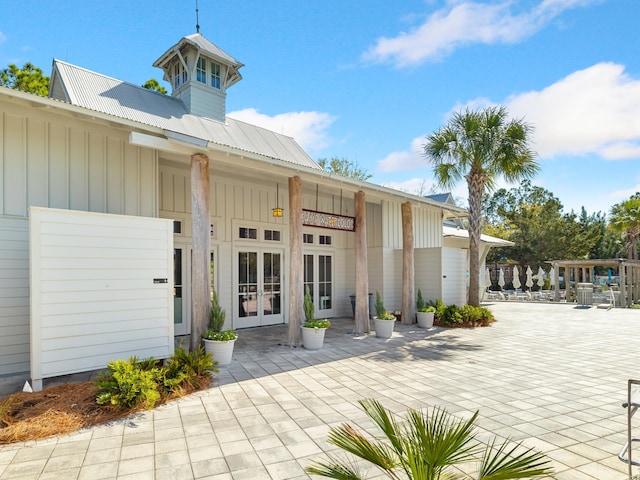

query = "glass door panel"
[
  {"left": 173, "top": 247, "right": 189, "bottom": 336},
  {"left": 236, "top": 249, "right": 284, "bottom": 328},
  {"left": 238, "top": 251, "right": 258, "bottom": 320}
]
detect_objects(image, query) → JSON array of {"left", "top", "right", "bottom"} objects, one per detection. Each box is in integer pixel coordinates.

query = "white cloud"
[
  {"left": 0, "top": 32, "right": 6, "bottom": 44},
  {"left": 227, "top": 108, "right": 336, "bottom": 151},
  {"left": 377, "top": 137, "right": 428, "bottom": 172},
  {"left": 362, "top": 0, "right": 599, "bottom": 67},
  {"left": 505, "top": 63, "right": 640, "bottom": 160}
]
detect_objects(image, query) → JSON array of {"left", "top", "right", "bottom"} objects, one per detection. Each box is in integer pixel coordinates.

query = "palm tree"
[
  {"left": 424, "top": 106, "right": 538, "bottom": 306},
  {"left": 609, "top": 195, "right": 640, "bottom": 260},
  {"left": 306, "top": 399, "right": 553, "bottom": 480}
]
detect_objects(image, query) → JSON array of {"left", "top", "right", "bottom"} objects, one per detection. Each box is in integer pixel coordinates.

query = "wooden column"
[
  {"left": 190, "top": 153, "right": 211, "bottom": 352},
  {"left": 354, "top": 191, "right": 369, "bottom": 334},
  {"left": 401, "top": 202, "right": 415, "bottom": 325},
  {"left": 620, "top": 263, "right": 627, "bottom": 308},
  {"left": 553, "top": 263, "right": 560, "bottom": 302},
  {"left": 288, "top": 176, "right": 303, "bottom": 346}
]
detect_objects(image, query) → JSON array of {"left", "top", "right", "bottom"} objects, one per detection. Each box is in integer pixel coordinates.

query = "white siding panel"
[
  {"left": 48, "top": 123, "right": 69, "bottom": 209},
  {"left": 3, "top": 113, "right": 26, "bottom": 216},
  {"left": 442, "top": 247, "right": 467, "bottom": 306},
  {"left": 415, "top": 248, "right": 442, "bottom": 303},
  {"left": 29, "top": 207, "right": 173, "bottom": 390},
  {"left": 27, "top": 118, "right": 48, "bottom": 209},
  {"left": 0, "top": 216, "right": 29, "bottom": 375}
]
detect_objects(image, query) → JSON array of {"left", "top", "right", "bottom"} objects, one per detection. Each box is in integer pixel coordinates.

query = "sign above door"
[{"left": 302, "top": 209, "right": 355, "bottom": 232}]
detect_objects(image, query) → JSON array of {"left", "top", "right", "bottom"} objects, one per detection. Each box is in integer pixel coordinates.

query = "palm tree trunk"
[{"left": 467, "top": 174, "right": 484, "bottom": 306}]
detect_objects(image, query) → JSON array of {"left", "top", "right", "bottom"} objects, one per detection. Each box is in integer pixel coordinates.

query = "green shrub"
[
  {"left": 374, "top": 291, "right": 386, "bottom": 317},
  {"left": 416, "top": 289, "right": 425, "bottom": 311},
  {"left": 95, "top": 357, "right": 160, "bottom": 409},
  {"left": 304, "top": 285, "right": 315, "bottom": 323},
  {"left": 439, "top": 305, "right": 463, "bottom": 326},
  {"left": 96, "top": 348, "right": 216, "bottom": 409}
]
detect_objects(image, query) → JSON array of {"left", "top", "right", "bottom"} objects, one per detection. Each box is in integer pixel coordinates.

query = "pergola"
[{"left": 549, "top": 259, "right": 640, "bottom": 307}]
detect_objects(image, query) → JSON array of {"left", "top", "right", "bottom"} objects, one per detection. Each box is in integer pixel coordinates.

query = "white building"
[{"left": 0, "top": 32, "right": 489, "bottom": 389}]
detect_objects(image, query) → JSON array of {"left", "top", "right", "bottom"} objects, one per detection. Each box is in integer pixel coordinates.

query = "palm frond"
[
  {"left": 305, "top": 456, "right": 366, "bottom": 480},
  {"left": 327, "top": 423, "right": 400, "bottom": 472},
  {"left": 476, "top": 438, "right": 553, "bottom": 480}
]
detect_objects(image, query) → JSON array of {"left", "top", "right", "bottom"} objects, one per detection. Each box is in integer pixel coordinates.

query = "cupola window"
[
  {"left": 173, "top": 63, "right": 181, "bottom": 88},
  {"left": 196, "top": 57, "right": 206, "bottom": 84},
  {"left": 211, "top": 62, "right": 221, "bottom": 89}
]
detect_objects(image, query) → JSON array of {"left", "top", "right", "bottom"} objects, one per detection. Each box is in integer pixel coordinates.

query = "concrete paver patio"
[{"left": 1, "top": 302, "right": 639, "bottom": 479}]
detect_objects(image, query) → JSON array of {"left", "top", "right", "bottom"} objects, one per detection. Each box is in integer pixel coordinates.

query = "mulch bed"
[{"left": 0, "top": 376, "right": 212, "bottom": 444}]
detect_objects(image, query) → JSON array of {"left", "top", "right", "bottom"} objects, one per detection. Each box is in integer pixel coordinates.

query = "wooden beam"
[
  {"left": 354, "top": 191, "right": 369, "bottom": 334},
  {"left": 401, "top": 202, "right": 415, "bottom": 325},
  {"left": 288, "top": 176, "right": 303, "bottom": 346},
  {"left": 190, "top": 153, "right": 211, "bottom": 351}
]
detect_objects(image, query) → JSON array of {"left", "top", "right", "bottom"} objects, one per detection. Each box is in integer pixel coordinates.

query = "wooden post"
[
  {"left": 354, "top": 191, "right": 369, "bottom": 334},
  {"left": 288, "top": 176, "right": 303, "bottom": 346},
  {"left": 620, "top": 262, "right": 627, "bottom": 308},
  {"left": 553, "top": 263, "right": 560, "bottom": 302},
  {"left": 190, "top": 153, "right": 211, "bottom": 352},
  {"left": 401, "top": 202, "right": 415, "bottom": 325}
]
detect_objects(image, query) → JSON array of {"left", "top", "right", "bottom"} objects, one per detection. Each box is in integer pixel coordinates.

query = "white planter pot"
[
  {"left": 301, "top": 326, "right": 327, "bottom": 350},
  {"left": 374, "top": 317, "right": 395, "bottom": 339},
  {"left": 203, "top": 338, "right": 236, "bottom": 366},
  {"left": 416, "top": 311, "right": 435, "bottom": 328}
]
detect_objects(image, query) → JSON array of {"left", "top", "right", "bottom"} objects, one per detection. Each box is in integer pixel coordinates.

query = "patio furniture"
[{"left": 619, "top": 379, "right": 640, "bottom": 479}]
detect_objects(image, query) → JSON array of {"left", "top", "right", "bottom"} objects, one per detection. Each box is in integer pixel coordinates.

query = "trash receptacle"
[
  {"left": 576, "top": 283, "right": 593, "bottom": 306},
  {"left": 350, "top": 293, "right": 374, "bottom": 319}
]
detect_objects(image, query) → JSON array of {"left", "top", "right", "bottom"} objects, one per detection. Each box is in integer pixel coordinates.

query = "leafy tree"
[
  {"left": 306, "top": 398, "right": 553, "bottom": 480},
  {"left": 0, "top": 62, "right": 50, "bottom": 96},
  {"left": 483, "top": 181, "right": 608, "bottom": 270},
  {"left": 317, "top": 157, "right": 372, "bottom": 181},
  {"left": 424, "top": 106, "right": 538, "bottom": 306},
  {"left": 142, "top": 78, "right": 167, "bottom": 94},
  {"left": 609, "top": 194, "right": 640, "bottom": 260}
]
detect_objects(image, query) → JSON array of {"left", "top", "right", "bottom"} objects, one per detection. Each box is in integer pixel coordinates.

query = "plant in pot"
[
  {"left": 301, "top": 286, "right": 330, "bottom": 350},
  {"left": 373, "top": 291, "right": 395, "bottom": 339},
  {"left": 202, "top": 290, "right": 237, "bottom": 366},
  {"left": 416, "top": 289, "right": 436, "bottom": 328}
]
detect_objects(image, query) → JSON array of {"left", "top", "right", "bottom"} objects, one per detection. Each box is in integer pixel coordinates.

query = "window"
[
  {"left": 303, "top": 234, "right": 314, "bottom": 244},
  {"left": 173, "top": 63, "right": 181, "bottom": 88},
  {"left": 173, "top": 220, "right": 182, "bottom": 234},
  {"left": 196, "top": 57, "right": 206, "bottom": 84},
  {"left": 264, "top": 230, "right": 281, "bottom": 242},
  {"left": 319, "top": 235, "right": 332, "bottom": 245},
  {"left": 182, "top": 58, "right": 188, "bottom": 83},
  {"left": 211, "top": 62, "right": 221, "bottom": 89},
  {"left": 239, "top": 227, "right": 257, "bottom": 239}
]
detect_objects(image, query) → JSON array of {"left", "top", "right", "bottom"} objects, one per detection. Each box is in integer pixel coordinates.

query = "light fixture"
[{"left": 272, "top": 183, "right": 283, "bottom": 217}]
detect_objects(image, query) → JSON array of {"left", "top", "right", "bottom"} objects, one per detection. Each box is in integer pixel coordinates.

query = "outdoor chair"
[{"left": 619, "top": 379, "right": 640, "bottom": 479}]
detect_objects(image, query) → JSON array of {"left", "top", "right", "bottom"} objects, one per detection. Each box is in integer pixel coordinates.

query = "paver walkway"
[{"left": 1, "top": 302, "right": 638, "bottom": 479}]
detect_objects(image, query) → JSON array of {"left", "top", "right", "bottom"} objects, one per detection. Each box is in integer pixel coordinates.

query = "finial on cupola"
[{"left": 196, "top": 0, "right": 200, "bottom": 33}]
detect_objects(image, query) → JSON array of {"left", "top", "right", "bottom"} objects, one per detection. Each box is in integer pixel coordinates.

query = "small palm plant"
[{"left": 306, "top": 399, "right": 553, "bottom": 480}]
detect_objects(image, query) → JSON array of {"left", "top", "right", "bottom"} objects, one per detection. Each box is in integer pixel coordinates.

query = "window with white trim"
[
  {"left": 303, "top": 234, "right": 314, "bottom": 244},
  {"left": 211, "top": 62, "right": 221, "bottom": 89},
  {"left": 264, "top": 230, "right": 281, "bottom": 242},
  {"left": 319, "top": 235, "right": 332, "bottom": 245},
  {"left": 173, "top": 63, "right": 181, "bottom": 88},
  {"left": 196, "top": 57, "right": 206, "bottom": 84},
  {"left": 239, "top": 227, "right": 258, "bottom": 240}
]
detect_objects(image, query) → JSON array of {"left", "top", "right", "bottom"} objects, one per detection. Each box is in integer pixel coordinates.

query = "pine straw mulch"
[{"left": 0, "top": 376, "right": 212, "bottom": 445}]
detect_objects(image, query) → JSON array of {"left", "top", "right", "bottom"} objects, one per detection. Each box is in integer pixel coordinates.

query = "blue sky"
[{"left": 2, "top": 0, "right": 638, "bottom": 216}]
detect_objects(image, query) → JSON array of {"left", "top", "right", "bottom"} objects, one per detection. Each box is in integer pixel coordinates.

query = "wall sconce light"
[{"left": 272, "top": 183, "right": 284, "bottom": 217}]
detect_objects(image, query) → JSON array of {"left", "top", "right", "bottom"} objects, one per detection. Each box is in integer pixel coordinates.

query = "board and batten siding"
[
  {"left": 29, "top": 207, "right": 173, "bottom": 391},
  {"left": 382, "top": 201, "right": 442, "bottom": 250},
  {"left": 0, "top": 216, "right": 29, "bottom": 376},
  {"left": 0, "top": 104, "right": 158, "bottom": 218},
  {"left": 415, "top": 248, "right": 442, "bottom": 304}
]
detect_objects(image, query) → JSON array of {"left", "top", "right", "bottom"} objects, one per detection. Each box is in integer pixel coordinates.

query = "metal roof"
[
  {"left": 49, "top": 60, "right": 320, "bottom": 170},
  {"left": 153, "top": 33, "right": 243, "bottom": 69},
  {"left": 443, "top": 225, "right": 514, "bottom": 246}
]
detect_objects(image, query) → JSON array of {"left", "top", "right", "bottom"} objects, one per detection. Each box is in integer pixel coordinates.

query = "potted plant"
[
  {"left": 301, "top": 286, "right": 330, "bottom": 349},
  {"left": 416, "top": 289, "right": 436, "bottom": 328},
  {"left": 202, "top": 290, "right": 237, "bottom": 365},
  {"left": 373, "top": 291, "right": 395, "bottom": 339}
]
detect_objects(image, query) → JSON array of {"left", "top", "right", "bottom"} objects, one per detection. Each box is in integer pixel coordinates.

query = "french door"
[
  {"left": 173, "top": 246, "right": 190, "bottom": 336},
  {"left": 235, "top": 248, "right": 284, "bottom": 328},
  {"left": 303, "top": 253, "right": 334, "bottom": 317}
]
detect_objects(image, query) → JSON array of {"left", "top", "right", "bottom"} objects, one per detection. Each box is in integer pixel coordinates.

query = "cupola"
[{"left": 153, "top": 33, "right": 243, "bottom": 122}]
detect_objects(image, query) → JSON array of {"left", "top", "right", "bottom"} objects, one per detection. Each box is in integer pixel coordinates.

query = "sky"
[{"left": 1, "top": 0, "right": 639, "bottom": 216}]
